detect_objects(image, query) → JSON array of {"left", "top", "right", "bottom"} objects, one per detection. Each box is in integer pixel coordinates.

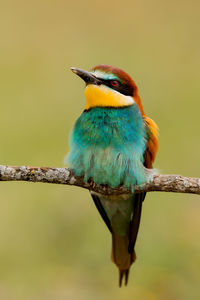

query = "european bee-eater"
[{"left": 67, "top": 65, "right": 158, "bottom": 286}]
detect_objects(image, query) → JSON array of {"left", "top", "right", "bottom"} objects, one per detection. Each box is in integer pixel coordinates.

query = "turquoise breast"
[{"left": 67, "top": 105, "right": 148, "bottom": 190}]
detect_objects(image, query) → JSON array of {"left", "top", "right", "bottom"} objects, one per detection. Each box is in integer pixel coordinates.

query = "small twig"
[{"left": 0, "top": 165, "right": 199, "bottom": 195}]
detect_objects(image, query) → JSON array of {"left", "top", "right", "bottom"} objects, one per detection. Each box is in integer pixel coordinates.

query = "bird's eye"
[{"left": 110, "top": 80, "right": 119, "bottom": 87}]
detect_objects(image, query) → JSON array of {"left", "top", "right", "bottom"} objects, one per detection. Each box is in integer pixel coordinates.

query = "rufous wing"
[{"left": 143, "top": 115, "right": 159, "bottom": 168}]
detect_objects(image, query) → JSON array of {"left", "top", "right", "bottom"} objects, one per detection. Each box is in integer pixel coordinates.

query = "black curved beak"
[{"left": 71, "top": 67, "right": 101, "bottom": 85}]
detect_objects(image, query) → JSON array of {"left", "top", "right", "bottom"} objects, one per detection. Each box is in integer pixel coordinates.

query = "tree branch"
[{"left": 0, "top": 165, "right": 199, "bottom": 196}]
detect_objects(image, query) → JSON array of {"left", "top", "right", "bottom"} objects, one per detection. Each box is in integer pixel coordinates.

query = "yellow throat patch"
[{"left": 84, "top": 84, "right": 134, "bottom": 110}]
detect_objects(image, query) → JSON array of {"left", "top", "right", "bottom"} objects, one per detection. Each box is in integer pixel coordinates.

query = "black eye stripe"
[{"left": 97, "top": 78, "right": 134, "bottom": 96}]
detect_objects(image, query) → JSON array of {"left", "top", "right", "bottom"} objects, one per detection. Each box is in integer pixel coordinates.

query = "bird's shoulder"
[{"left": 143, "top": 115, "right": 159, "bottom": 168}]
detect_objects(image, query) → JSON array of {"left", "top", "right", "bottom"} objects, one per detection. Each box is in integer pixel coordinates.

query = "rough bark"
[{"left": 0, "top": 165, "right": 199, "bottom": 196}]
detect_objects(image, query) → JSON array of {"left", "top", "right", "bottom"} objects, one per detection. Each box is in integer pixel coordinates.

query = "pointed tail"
[
  {"left": 111, "top": 193, "right": 144, "bottom": 286},
  {"left": 111, "top": 232, "right": 136, "bottom": 286}
]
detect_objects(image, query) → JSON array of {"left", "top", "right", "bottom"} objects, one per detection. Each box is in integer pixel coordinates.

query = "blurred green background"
[{"left": 0, "top": 0, "right": 199, "bottom": 299}]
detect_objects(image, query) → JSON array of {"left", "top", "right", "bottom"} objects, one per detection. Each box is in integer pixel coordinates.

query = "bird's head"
[{"left": 71, "top": 64, "right": 144, "bottom": 114}]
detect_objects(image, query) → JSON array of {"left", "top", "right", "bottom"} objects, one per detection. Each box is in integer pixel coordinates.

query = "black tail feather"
[
  {"left": 90, "top": 192, "right": 112, "bottom": 233},
  {"left": 119, "top": 269, "right": 130, "bottom": 287},
  {"left": 128, "top": 192, "right": 145, "bottom": 253}
]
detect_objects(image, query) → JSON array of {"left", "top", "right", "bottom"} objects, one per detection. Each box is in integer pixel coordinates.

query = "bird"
[{"left": 67, "top": 65, "right": 158, "bottom": 286}]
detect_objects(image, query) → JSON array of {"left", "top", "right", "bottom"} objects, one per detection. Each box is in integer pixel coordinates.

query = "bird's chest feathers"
[{"left": 68, "top": 106, "right": 147, "bottom": 189}]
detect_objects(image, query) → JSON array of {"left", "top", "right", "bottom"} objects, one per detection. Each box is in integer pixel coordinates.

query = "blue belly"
[{"left": 67, "top": 105, "right": 148, "bottom": 190}]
